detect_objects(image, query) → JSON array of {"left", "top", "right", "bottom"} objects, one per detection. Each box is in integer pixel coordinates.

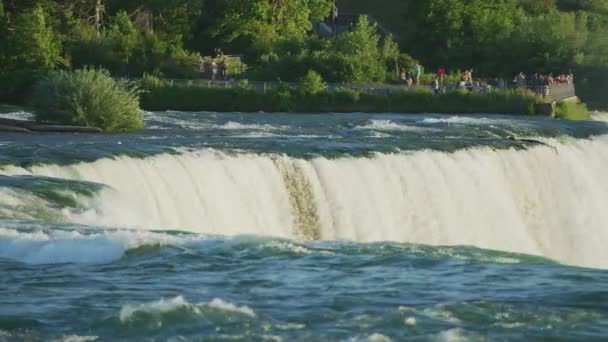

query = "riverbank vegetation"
[
  {"left": 30, "top": 68, "right": 143, "bottom": 131},
  {"left": 140, "top": 79, "right": 540, "bottom": 115},
  {"left": 1, "top": 0, "right": 607, "bottom": 112}
]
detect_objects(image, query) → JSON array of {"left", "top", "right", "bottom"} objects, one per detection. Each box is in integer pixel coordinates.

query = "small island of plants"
[{"left": 30, "top": 68, "right": 143, "bottom": 132}]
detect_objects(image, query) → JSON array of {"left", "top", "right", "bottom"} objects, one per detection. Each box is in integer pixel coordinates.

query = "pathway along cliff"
[{"left": 1, "top": 110, "right": 608, "bottom": 340}]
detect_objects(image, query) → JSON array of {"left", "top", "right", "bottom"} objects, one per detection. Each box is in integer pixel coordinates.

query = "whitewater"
[
  {"left": 2, "top": 110, "right": 608, "bottom": 341},
  {"left": 2, "top": 135, "right": 608, "bottom": 268}
]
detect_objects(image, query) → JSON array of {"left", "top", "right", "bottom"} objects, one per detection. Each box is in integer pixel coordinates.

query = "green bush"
[
  {"left": 300, "top": 70, "right": 326, "bottom": 95},
  {"left": 555, "top": 101, "right": 590, "bottom": 120},
  {"left": 140, "top": 73, "right": 169, "bottom": 88},
  {"left": 30, "top": 68, "right": 143, "bottom": 131}
]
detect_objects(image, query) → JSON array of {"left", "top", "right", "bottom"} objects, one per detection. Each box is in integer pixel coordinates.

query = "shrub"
[
  {"left": 30, "top": 68, "right": 143, "bottom": 131},
  {"left": 300, "top": 70, "right": 326, "bottom": 95},
  {"left": 159, "top": 49, "right": 201, "bottom": 79},
  {"left": 140, "top": 73, "right": 169, "bottom": 88},
  {"left": 555, "top": 101, "right": 590, "bottom": 120}
]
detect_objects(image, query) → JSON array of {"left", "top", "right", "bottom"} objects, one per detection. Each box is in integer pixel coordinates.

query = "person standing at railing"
[
  {"left": 211, "top": 61, "right": 218, "bottom": 81},
  {"left": 438, "top": 66, "right": 446, "bottom": 87},
  {"left": 219, "top": 60, "right": 228, "bottom": 80},
  {"left": 515, "top": 72, "right": 526, "bottom": 89},
  {"left": 431, "top": 77, "right": 440, "bottom": 94},
  {"left": 413, "top": 63, "right": 422, "bottom": 85}
]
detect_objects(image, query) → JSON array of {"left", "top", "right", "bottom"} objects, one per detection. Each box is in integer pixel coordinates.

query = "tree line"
[{"left": 1, "top": 0, "right": 607, "bottom": 107}]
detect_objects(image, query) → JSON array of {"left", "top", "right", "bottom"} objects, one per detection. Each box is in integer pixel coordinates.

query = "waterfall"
[{"left": 2, "top": 136, "right": 608, "bottom": 268}]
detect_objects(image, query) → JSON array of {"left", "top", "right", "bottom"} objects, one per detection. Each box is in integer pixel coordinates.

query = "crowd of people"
[
  {"left": 515, "top": 72, "right": 574, "bottom": 87},
  {"left": 398, "top": 65, "right": 574, "bottom": 96},
  {"left": 196, "top": 48, "right": 230, "bottom": 81}
]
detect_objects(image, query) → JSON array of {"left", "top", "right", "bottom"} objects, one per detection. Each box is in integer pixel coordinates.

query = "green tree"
[
  {"left": 0, "top": 5, "right": 61, "bottom": 101},
  {"left": 4, "top": 5, "right": 61, "bottom": 71},
  {"left": 106, "top": 11, "right": 140, "bottom": 68},
  {"left": 381, "top": 35, "right": 400, "bottom": 79},
  {"left": 300, "top": 70, "right": 326, "bottom": 95},
  {"left": 334, "top": 16, "right": 386, "bottom": 83},
  {"left": 206, "top": 0, "right": 332, "bottom": 53}
]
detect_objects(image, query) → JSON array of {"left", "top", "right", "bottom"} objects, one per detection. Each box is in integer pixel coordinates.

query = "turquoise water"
[{"left": 1, "top": 110, "right": 608, "bottom": 341}]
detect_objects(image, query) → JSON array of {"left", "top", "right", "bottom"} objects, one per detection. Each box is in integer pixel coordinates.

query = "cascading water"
[
  {"left": 3, "top": 110, "right": 608, "bottom": 340},
  {"left": 3, "top": 135, "right": 608, "bottom": 268}
]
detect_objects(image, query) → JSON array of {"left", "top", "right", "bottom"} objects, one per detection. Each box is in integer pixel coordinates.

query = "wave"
[
  {"left": 591, "top": 111, "right": 608, "bottom": 122},
  {"left": 119, "top": 296, "right": 255, "bottom": 323},
  {"left": 217, "top": 121, "right": 289, "bottom": 131},
  {"left": 0, "top": 111, "right": 34, "bottom": 121},
  {"left": 354, "top": 119, "right": 434, "bottom": 132},
  {"left": 0, "top": 221, "right": 553, "bottom": 266},
  {"left": 145, "top": 112, "right": 289, "bottom": 131},
  {"left": 59, "top": 336, "right": 98, "bottom": 342},
  {"left": 2, "top": 136, "right": 608, "bottom": 268},
  {"left": 420, "top": 116, "right": 520, "bottom": 125},
  {"left": 0, "top": 227, "right": 195, "bottom": 264}
]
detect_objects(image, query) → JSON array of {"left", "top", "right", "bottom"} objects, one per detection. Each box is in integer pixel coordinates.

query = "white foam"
[
  {"left": 421, "top": 116, "right": 515, "bottom": 125},
  {"left": 367, "top": 131, "right": 392, "bottom": 138},
  {"left": 591, "top": 111, "right": 608, "bottom": 122},
  {"left": 207, "top": 298, "right": 256, "bottom": 317},
  {"left": 4, "top": 136, "right": 608, "bottom": 268},
  {"left": 435, "top": 328, "right": 467, "bottom": 342},
  {"left": 264, "top": 241, "right": 313, "bottom": 254},
  {"left": 119, "top": 296, "right": 191, "bottom": 322},
  {"left": 144, "top": 112, "right": 211, "bottom": 130},
  {"left": 0, "top": 228, "right": 188, "bottom": 265},
  {"left": 0, "top": 111, "right": 34, "bottom": 121},
  {"left": 58, "top": 335, "right": 98, "bottom": 342},
  {"left": 145, "top": 113, "right": 289, "bottom": 132},
  {"left": 274, "top": 322, "right": 306, "bottom": 330},
  {"left": 119, "top": 296, "right": 255, "bottom": 322},
  {"left": 404, "top": 317, "right": 417, "bottom": 326},
  {"left": 354, "top": 120, "right": 431, "bottom": 132},
  {"left": 423, "top": 306, "right": 461, "bottom": 324},
  {"left": 231, "top": 132, "right": 283, "bottom": 138},
  {"left": 216, "top": 121, "right": 289, "bottom": 131},
  {"left": 367, "top": 333, "right": 393, "bottom": 342}
]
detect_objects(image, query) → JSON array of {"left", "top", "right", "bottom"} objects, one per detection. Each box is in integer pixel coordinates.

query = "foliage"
[
  {"left": 2, "top": 0, "right": 608, "bottom": 110},
  {"left": 574, "top": 64, "right": 608, "bottom": 109},
  {"left": 555, "top": 101, "right": 590, "bottom": 120},
  {"left": 247, "top": 16, "right": 388, "bottom": 84},
  {"left": 203, "top": 0, "right": 333, "bottom": 54},
  {"left": 140, "top": 72, "right": 169, "bottom": 88},
  {"left": 67, "top": 13, "right": 201, "bottom": 78},
  {"left": 140, "top": 82, "right": 540, "bottom": 115},
  {"left": 30, "top": 68, "right": 143, "bottom": 131},
  {"left": 300, "top": 71, "right": 326, "bottom": 95},
  {"left": 0, "top": 5, "right": 61, "bottom": 101},
  {"left": 334, "top": 16, "right": 386, "bottom": 83}
]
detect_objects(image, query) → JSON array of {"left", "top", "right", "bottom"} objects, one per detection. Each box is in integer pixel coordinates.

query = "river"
[{"left": 1, "top": 109, "right": 608, "bottom": 341}]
